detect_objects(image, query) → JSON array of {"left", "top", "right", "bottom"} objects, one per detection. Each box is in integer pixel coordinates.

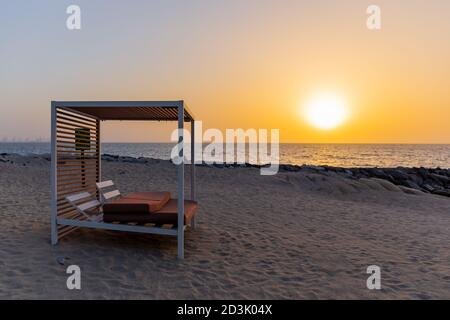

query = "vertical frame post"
[
  {"left": 190, "top": 120, "right": 196, "bottom": 228},
  {"left": 97, "top": 119, "right": 101, "bottom": 200},
  {"left": 177, "top": 102, "right": 185, "bottom": 259},
  {"left": 50, "top": 102, "right": 58, "bottom": 244}
]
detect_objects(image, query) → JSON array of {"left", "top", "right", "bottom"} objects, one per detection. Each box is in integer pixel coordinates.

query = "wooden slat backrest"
[
  {"left": 96, "top": 180, "right": 121, "bottom": 203},
  {"left": 65, "top": 192, "right": 102, "bottom": 222}
]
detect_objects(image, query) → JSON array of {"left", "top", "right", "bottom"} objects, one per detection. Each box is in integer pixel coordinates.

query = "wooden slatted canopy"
[
  {"left": 56, "top": 101, "right": 195, "bottom": 121},
  {"left": 50, "top": 100, "right": 196, "bottom": 259}
]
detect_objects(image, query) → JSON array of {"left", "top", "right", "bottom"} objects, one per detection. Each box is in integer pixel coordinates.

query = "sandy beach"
[{"left": 0, "top": 153, "right": 449, "bottom": 299}]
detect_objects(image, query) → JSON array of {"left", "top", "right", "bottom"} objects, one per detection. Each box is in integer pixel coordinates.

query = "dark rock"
[
  {"left": 432, "top": 190, "right": 450, "bottom": 197},
  {"left": 281, "top": 165, "right": 300, "bottom": 172},
  {"left": 430, "top": 174, "right": 450, "bottom": 185},
  {"left": 102, "top": 154, "right": 120, "bottom": 162},
  {"left": 417, "top": 168, "right": 429, "bottom": 178},
  {"left": 409, "top": 174, "right": 423, "bottom": 185},
  {"left": 119, "top": 156, "right": 146, "bottom": 163},
  {"left": 403, "top": 180, "right": 421, "bottom": 190},
  {"left": 137, "top": 157, "right": 148, "bottom": 164},
  {"left": 386, "top": 169, "right": 409, "bottom": 181},
  {"left": 300, "top": 165, "right": 325, "bottom": 172},
  {"left": 367, "top": 168, "right": 391, "bottom": 180},
  {"left": 344, "top": 169, "right": 354, "bottom": 176}
]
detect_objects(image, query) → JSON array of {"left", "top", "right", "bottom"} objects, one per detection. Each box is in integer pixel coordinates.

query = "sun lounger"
[
  {"left": 64, "top": 180, "right": 199, "bottom": 226},
  {"left": 66, "top": 190, "right": 198, "bottom": 227}
]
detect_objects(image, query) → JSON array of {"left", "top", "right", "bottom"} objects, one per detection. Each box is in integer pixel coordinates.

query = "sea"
[{"left": 0, "top": 143, "right": 449, "bottom": 168}]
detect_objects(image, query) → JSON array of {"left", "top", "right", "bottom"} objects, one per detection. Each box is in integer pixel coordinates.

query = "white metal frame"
[{"left": 50, "top": 101, "right": 196, "bottom": 259}]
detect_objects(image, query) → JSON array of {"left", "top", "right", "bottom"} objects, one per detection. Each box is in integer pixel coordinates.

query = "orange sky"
[{"left": 1, "top": 1, "right": 449, "bottom": 143}]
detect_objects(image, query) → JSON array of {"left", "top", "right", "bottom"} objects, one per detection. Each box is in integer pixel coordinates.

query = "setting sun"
[{"left": 304, "top": 93, "right": 349, "bottom": 130}]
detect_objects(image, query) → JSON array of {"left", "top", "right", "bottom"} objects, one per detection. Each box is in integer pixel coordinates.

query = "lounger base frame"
[{"left": 57, "top": 218, "right": 186, "bottom": 236}]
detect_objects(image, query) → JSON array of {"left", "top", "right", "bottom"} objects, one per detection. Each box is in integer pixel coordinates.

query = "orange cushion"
[
  {"left": 103, "top": 199, "right": 198, "bottom": 226},
  {"left": 122, "top": 192, "right": 170, "bottom": 211}
]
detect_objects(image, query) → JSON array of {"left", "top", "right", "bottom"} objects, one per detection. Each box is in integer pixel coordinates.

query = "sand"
[{"left": 0, "top": 154, "right": 449, "bottom": 299}]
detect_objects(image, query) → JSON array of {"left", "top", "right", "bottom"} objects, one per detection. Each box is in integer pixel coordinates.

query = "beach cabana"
[{"left": 50, "top": 101, "right": 196, "bottom": 259}]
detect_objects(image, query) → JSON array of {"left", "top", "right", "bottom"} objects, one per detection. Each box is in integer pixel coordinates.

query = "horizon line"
[{"left": 1, "top": 141, "right": 449, "bottom": 145}]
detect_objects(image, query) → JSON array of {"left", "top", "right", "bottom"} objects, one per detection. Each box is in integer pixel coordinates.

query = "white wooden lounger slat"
[
  {"left": 78, "top": 200, "right": 102, "bottom": 211},
  {"left": 103, "top": 190, "right": 121, "bottom": 200},
  {"left": 65, "top": 192, "right": 103, "bottom": 222},
  {"left": 66, "top": 192, "right": 91, "bottom": 202},
  {"left": 96, "top": 181, "right": 121, "bottom": 202},
  {"left": 96, "top": 180, "right": 114, "bottom": 189}
]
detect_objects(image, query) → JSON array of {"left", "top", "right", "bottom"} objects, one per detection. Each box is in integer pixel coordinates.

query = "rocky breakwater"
[
  {"left": 101, "top": 154, "right": 149, "bottom": 164},
  {"left": 277, "top": 164, "right": 450, "bottom": 198},
  {"left": 101, "top": 154, "right": 450, "bottom": 197}
]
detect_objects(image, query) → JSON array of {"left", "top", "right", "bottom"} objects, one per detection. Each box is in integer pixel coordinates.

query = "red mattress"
[
  {"left": 121, "top": 191, "right": 170, "bottom": 212},
  {"left": 103, "top": 196, "right": 198, "bottom": 226}
]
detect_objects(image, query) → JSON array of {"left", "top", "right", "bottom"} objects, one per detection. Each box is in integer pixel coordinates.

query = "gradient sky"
[{"left": 1, "top": 0, "right": 449, "bottom": 143}]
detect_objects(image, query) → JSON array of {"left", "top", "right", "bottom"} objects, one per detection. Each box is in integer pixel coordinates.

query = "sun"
[{"left": 304, "top": 93, "right": 349, "bottom": 130}]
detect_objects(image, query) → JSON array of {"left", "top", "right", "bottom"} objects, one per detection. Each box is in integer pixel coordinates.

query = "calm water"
[{"left": 0, "top": 142, "right": 449, "bottom": 168}]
